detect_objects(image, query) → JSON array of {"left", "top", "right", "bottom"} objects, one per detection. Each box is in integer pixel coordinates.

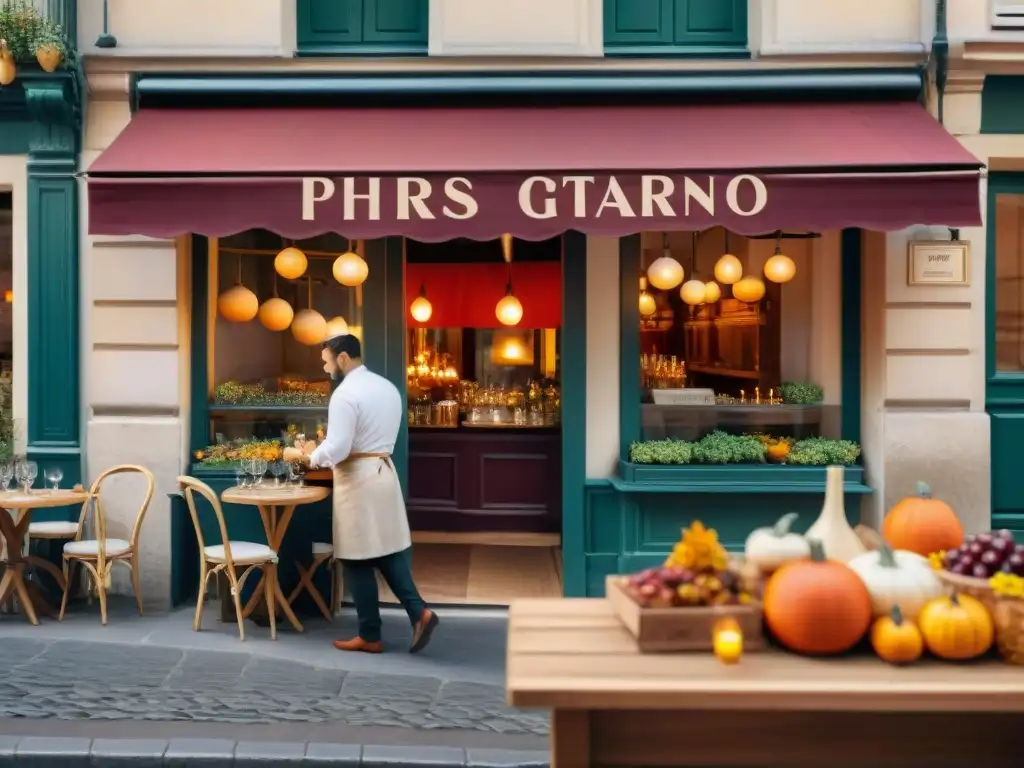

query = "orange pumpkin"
[
  {"left": 763, "top": 538, "right": 873, "bottom": 655},
  {"left": 882, "top": 481, "right": 964, "bottom": 557}
]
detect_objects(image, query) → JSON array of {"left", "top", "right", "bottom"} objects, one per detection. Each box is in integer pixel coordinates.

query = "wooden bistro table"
[
  {"left": 507, "top": 598, "right": 1024, "bottom": 768},
  {"left": 0, "top": 489, "right": 90, "bottom": 624},
  {"left": 220, "top": 484, "right": 329, "bottom": 633}
]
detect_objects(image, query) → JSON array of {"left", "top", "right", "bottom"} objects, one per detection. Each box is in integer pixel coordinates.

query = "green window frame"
[
  {"left": 296, "top": 0, "right": 428, "bottom": 57},
  {"left": 603, "top": 0, "right": 748, "bottom": 57}
]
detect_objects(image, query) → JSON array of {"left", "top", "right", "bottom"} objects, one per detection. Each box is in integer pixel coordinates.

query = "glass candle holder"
[{"left": 712, "top": 617, "right": 743, "bottom": 664}]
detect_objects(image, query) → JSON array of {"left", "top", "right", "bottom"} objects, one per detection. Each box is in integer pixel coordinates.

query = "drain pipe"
[{"left": 932, "top": 0, "right": 949, "bottom": 125}]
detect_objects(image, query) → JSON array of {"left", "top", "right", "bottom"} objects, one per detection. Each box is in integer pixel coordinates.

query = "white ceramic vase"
[{"left": 803, "top": 465, "right": 866, "bottom": 563}]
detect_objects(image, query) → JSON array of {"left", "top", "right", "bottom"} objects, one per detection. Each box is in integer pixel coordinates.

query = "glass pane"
[
  {"left": 0, "top": 193, "right": 11, "bottom": 460},
  {"left": 406, "top": 327, "right": 560, "bottom": 428},
  {"left": 634, "top": 228, "right": 846, "bottom": 464},
  {"left": 207, "top": 230, "right": 362, "bottom": 447},
  {"left": 995, "top": 194, "right": 1024, "bottom": 372}
]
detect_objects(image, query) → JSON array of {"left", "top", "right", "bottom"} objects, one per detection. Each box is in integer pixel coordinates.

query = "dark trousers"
[{"left": 342, "top": 547, "right": 426, "bottom": 643}]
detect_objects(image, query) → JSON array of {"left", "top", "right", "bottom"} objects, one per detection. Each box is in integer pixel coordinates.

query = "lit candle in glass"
[{"left": 713, "top": 617, "right": 743, "bottom": 664}]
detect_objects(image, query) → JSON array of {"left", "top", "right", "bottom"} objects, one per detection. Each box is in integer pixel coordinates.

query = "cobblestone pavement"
[{"left": 0, "top": 637, "right": 549, "bottom": 736}]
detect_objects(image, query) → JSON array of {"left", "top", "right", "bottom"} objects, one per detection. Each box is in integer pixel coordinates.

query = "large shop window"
[
  {"left": 0, "top": 193, "right": 11, "bottom": 460},
  {"left": 994, "top": 194, "right": 1024, "bottom": 372},
  {"left": 296, "top": 0, "right": 428, "bottom": 56},
  {"left": 603, "top": 0, "right": 748, "bottom": 56},
  {"left": 205, "top": 231, "right": 363, "bottom": 454},
  {"left": 631, "top": 229, "right": 853, "bottom": 469}
]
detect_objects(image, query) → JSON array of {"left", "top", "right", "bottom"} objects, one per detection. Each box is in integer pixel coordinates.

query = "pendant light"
[
  {"left": 703, "top": 281, "right": 722, "bottom": 303},
  {"left": 325, "top": 316, "right": 349, "bottom": 339},
  {"left": 217, "top": 254, "right": 259, "bottom": 323},
  {"left": 733, "top": 275, "right": 767, "bottom": 304},
  {"left": 647, "top": 233, "right": 684, "bottom": 291},
  {"left": 333, "top": 239, "right": 369, "bottom": 287},
  {"left": 291, "top": 277, "right": 327, "bottom": 345},
  {"left": 713, "top": 230, "right": 743, "bottom": 286},
  {"left": 638, "top": 276, "right": 656, "bottom": 317},
  {"left": 763, "top": 235, "right": 797, "bottom": 284},
  {"left": 274, "top": 244, "right": 307, "bottom": 280},
  {"left": 410, "top": 283, "right": 433, "bottom": 323},
  {"left": 495, "top": 234, "right": 523, "bottom": 326},
  {"left": 680, "top": 232, "right": 707, "bottom": 306},
  {"left": 258, "top": 271, "right": 294, "bottom": 332}
]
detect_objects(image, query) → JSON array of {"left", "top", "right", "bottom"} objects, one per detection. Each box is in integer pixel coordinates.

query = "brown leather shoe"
[
  {"left": 410, "top": 609, "right": 439, "bottom": 654},
  {"left": 332, "top": 637, "right": 383, "bottom": 654}
]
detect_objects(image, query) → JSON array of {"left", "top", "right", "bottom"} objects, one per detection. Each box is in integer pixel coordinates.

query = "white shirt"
[{"left": 308, "top": 365, "right": 403, "bottom": 469}]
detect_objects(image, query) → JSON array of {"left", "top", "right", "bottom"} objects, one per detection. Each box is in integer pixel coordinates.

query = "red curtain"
[{"left": 405, "top": 262, "right": 562, "bottom": 329}]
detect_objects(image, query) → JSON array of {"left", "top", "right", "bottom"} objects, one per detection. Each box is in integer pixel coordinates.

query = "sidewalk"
[{"left": 0, "top": 599, "right": 550, "bottom": 766}]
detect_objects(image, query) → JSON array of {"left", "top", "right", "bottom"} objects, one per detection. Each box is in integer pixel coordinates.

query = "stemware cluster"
[
  {"left": 234, "top": 457, "right": 305, "bottom": 490},
  {"left": 0, "top": 459, "right": 40, "bottom": 493}
]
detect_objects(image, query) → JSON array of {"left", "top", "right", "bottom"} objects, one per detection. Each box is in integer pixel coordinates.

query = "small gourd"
[
  {"left": 870, "top": 605, "right": 924, "bottom": 665},
  {"left": 847, "top": 544, "right": 944, "bottom": 619},
  {"left": 804, "top": 465, "right": 866, "bottom": 563},
  {"left": 917, "top": 592, "right": 993, "bottom": 660},
  {"left": 744, "top": 512, "right": 810, "bottom": 573}
]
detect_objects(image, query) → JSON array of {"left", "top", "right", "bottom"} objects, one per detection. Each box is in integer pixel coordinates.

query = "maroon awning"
[{"left": 87, "top": 102, "right": 982, "bottom": 241}]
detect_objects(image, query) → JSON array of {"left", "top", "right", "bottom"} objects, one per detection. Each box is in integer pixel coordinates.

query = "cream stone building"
[{"left": 0, "top": 0, "right": 988, "bottom": 608}]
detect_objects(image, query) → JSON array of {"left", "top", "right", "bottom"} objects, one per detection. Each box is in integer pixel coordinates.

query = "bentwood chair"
[
  {"left": 287, "top": 541, "right": 342, "bottom": 622},
  {"left": 177, "top": 476, "right": 280, "bottom": 641},
  {"left": 59, "top": 465, "right": 155, "bottom": 625}
]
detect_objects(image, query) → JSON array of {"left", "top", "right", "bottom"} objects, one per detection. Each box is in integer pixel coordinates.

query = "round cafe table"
[
  {"left": 0, "top": 488, "right": 91, "bottom": 625},
  {"left": 220, "top": 484, "right": 329, "bottom": 633}
]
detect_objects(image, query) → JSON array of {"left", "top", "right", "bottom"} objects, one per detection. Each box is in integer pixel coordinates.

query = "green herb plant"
[
  {"left": 629, "top": 439, "right": 692, "bottom": 465},
  {"left": 779, "top": 381, "right": 824, "bottom": 405},
  {"left": 214, "top": 381, "right": 328, "bottom": 407},
  {"left": 786, "top": 436, "right": 861, "bottom": 466},
  {"left": 0, "top": 379, "right": 13, "bottom": 461},
  {"left": 691, "top": 431, "right": 766, "bottom": 464}
]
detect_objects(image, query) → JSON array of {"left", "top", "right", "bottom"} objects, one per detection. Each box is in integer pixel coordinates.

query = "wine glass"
[
  {"left": 239, "top": 458, "right": 254, "bottom": 489},
  {"left": 253, "top": 458, "right": 268, "bottom": 487},
  {"left": 19, "top": 460, "right": 37, "bottom": 493},
  {"left": 234, "top": 462, "right": 246, "bottom": 490},
  {"left": 44, "top": 466, "right": 63, "bottom": 491},
  {"left": 270, "top": 461, "right": 287, "bottom": 487},
  {"left": 0, "top": 462, "right": 12, "bottom": 492}
]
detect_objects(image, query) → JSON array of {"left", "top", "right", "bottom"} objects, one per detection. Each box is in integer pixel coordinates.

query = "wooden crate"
[{"left": 606, "top": 575, "right": 764, "bottom": 653}]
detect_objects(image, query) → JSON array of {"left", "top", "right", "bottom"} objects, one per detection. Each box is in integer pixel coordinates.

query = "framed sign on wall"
[{"left": 907, "top": 240, "right": 971, "bottom": 286}]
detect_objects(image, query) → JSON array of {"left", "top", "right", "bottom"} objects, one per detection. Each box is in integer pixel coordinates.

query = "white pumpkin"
[
  {"left": 744, "top": 512, "right": 811, "bottom": 573},
  {"left": 847, "top": 544, "right": 943, "bottom": 619}
]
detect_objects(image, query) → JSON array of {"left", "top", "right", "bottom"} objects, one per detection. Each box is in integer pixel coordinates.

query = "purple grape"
[
  {"left": 950, "top": 561, "right": 969, "bottom": 575},
  {"left": 960, "top": 554, "right": 975, "bottom": 569},
  {"left": 972, "top": 563, "right": 991, "bottom": 579},
  {"left": 982, "top": 550, "right": 1002, "bottom": 567},
  {"left": 977, "top": 533, "right": 994, "bottom": 546},
  {"left": 997, "top": 529, "right": 1016, "bottom": 541},
  {"left": 944, "top": 551, "right": 960, "bottom": 568},
  {"left": 969, "top": 542, "right": 984, "bottom": 556},
  {"left": 992, "top": 537, "right": 1013, "bottom": 555},
  {"left": 1007, "top": 553, "right": 1024, "bottom": 577},
  {"left": 1015, "top": 544, "right": 1024, "bottom": 556}
]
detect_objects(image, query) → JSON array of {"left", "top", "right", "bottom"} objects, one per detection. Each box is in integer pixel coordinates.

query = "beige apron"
[{"left": 331, "top": 452, "right": 411, "bottom": 561}]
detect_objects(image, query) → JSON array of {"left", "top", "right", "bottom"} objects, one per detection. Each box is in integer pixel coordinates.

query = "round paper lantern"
[
  {"left": 639, "top": 291, "right": 656, "bottom": 317},
  {"left": 733, "top": 275, "right": 767, "bottom": 303},
  {"left": 333, "top": 251, "right": 369, "bottom": 287},
  {"left": 274, "top": 247, "right": 307, "bottom": 280},
  {"left": 647, "top": 257, "right": 684, "bottom": 291},
  {"left": 410, "top": 295, "right": 433, "bottom": 323},
  {"left": 714, "top": 254, "right": 743, "bottom": 285},
  {"left": 325, "top": 316, "right": 349, "bottom": 339},
  {"left": 291, "top": 309, "right": 327, "bottom": 345},
  {"left": 257, "top": 297, "right": 294, "bottom": 331},
  {"left": 680, "top": 279, "right": 707, "bottom": 306},
  {"left": 496, "top": 294, "right": 524, "bottom": 326},
  {"left": 703, "top": 281, "right": 722, "bottom": 303},
  {"left": 217, "top": 285, "right": 259, "bottom": 323},
  {"left": 764, "top": 253, "right": 797, "bottom": 284}
]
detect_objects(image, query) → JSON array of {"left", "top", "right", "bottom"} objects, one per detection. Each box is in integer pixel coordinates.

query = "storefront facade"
[
  {"left": 0, "top": 0, "right": 82, "bottom": 507},
  {"left": 74, "top": 0, "right": 994, "bottom": 606},
  {"left": 81, "top": 67, "right": 984, "bottom": 601}
]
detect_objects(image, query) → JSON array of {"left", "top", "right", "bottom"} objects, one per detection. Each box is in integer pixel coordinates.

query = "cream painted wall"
[
  {"left": 430, "top": 0, "right": 602, "bottom": 56},
  {"left": 81, "top": 88, "right": 184, "bottom": 610},
  {"left": 77, "top": 0, "right": 296, "bottom": 57},
  {"left": 585, "top": 236, "right": 620, "bottom": 479},
  {"left": 0, "top": 156, "right": 28, "bottom": 452}
]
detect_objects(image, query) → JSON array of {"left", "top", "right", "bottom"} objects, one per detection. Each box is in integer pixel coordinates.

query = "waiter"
[{"left": 284, "top": 333, "right": 438, "bottom": 654}]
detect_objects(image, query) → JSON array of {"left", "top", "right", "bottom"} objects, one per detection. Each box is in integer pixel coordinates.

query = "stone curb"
[{"left": 0, "top": 737, "right": 551, "bottom": 767}]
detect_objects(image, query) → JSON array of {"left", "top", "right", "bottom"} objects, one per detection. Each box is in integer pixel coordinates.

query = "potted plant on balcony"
[{"left": 33, "top": 21, "right": 63, "bottom": 72}]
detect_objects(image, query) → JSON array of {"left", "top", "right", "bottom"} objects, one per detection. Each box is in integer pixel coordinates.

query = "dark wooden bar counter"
[
  {"left": 407, "top": 427, "right": 561, "bottom": 534},
  {"left": 508, "top": 598, "right": 1024, "bottom": 768}
]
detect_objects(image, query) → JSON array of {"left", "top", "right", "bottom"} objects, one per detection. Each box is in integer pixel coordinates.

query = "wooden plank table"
[{"left": 507, "top": 598, "right": 1024, "bottom": 768}]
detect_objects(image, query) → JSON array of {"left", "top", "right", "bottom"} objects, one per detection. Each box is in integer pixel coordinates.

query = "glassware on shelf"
[
  {"left": 641, "top": 353, "right": 687, "bottom": 390},
  {"left": 435, "top": 400, "right": 459, "bottom": 427}
]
